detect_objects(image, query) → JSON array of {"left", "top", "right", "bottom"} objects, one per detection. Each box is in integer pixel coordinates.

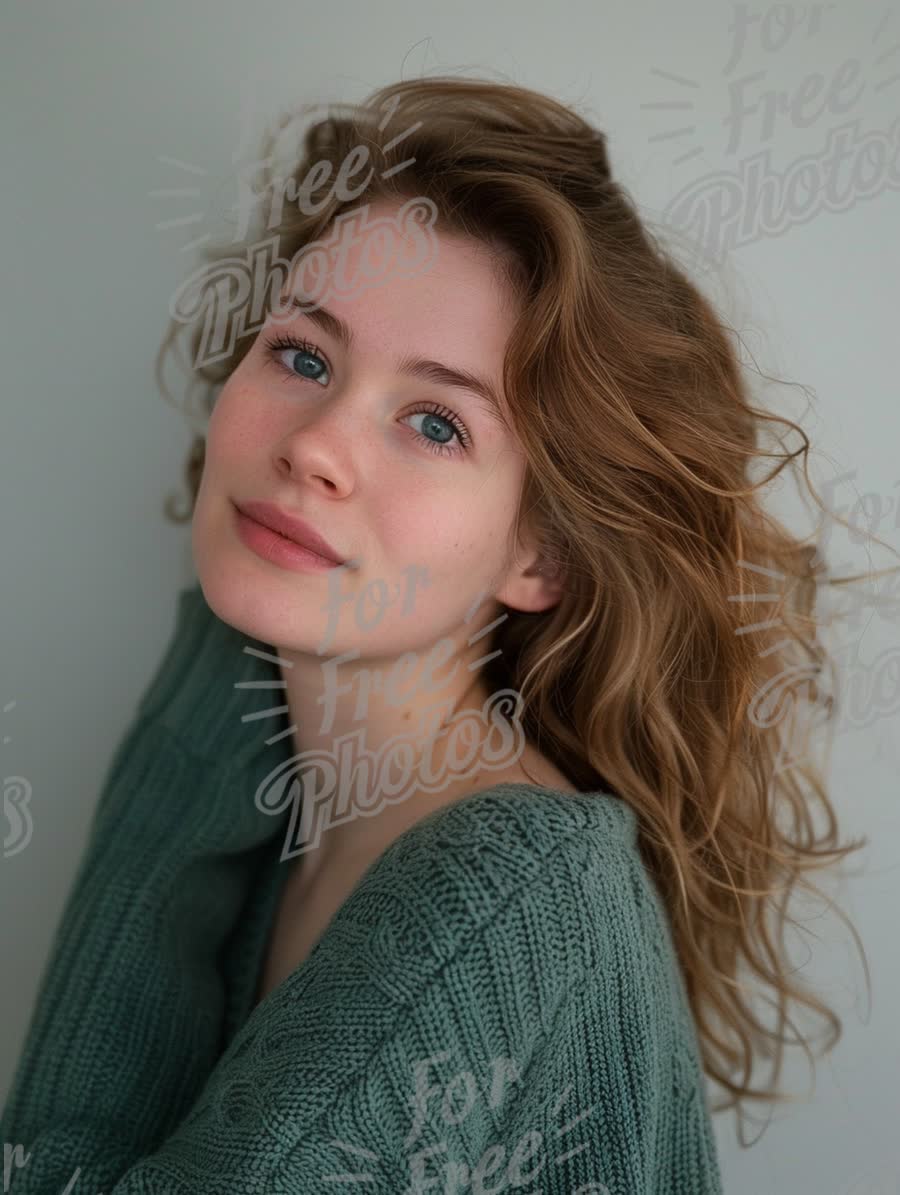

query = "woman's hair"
[{"left": 155, "top": 74, "right": 900, "bottom": 1140}]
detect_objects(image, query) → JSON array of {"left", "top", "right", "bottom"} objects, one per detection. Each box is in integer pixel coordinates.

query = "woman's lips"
[
  {"left": 235, "top": 499, "right": 345, "bottom": 562},
  {"left": 233, "top": 505, "right": 345, "bottom": 572}
]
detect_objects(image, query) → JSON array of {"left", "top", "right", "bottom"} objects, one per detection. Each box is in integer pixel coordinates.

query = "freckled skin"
[{"left": 192, "top": 197, "right": 572, "bottom": 968}]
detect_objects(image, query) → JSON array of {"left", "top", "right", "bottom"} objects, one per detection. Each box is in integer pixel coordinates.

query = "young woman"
[{"left": 2, "top": 75, "right": 888, "bottom": 1194}]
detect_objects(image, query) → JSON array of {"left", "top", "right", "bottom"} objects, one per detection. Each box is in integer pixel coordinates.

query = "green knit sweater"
[{"left": 1, "top": 583, "right": 723, "bottom": 1193}]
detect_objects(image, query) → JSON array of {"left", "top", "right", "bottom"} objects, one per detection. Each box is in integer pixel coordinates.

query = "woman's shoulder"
[
  {"left": 379, "top": 777, "right": 641, "bottom": 868},
  {"left": 303, "top": 778, "right": 643, "bottom": 985}
]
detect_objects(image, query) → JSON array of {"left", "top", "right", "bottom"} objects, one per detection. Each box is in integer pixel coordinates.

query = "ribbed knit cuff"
[{"left": 134, "top": 583, "right": 291, "bottom": 768}]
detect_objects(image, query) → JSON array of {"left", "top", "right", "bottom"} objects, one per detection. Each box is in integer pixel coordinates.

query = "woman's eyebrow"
[{"left": 278, "top": 295, "right": 509, "bottom": 428}]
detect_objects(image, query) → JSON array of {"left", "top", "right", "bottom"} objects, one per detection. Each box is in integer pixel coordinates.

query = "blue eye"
[
  {"left": 403, "top": 405, "right": 472, "bottom": 457},
  {"left": 263, "top": 332, "right": 473, "bottom": 458},
  {"left": 267, "top": 335, "right": 330, "bottom": 386}
]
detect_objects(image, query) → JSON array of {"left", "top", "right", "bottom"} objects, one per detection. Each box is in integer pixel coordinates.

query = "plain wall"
[{"left": 2, "top": 1, "right": 898, "bottom": 1191}]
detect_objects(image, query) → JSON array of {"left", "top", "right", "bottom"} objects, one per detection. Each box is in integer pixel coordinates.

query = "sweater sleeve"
[
  {"left": 49, "top": 800, "right": 677, "bottom": 1195},
  {"left": 0, "top": 584, "right": 293, "bottom": 1194}
]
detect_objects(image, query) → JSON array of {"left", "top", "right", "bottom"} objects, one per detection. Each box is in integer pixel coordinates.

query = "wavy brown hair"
[{"left": 154, "top": 74, "right": 900, "bottom": 1141}]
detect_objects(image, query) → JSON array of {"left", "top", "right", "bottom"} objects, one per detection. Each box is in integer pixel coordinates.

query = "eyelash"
[{"left": 263, "top": 333, "right": 473, "bottom": 458}]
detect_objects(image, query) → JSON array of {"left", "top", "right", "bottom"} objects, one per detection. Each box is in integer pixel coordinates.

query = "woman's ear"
[{"left": 495, "top": 549, "right": 567, "bottom": 614}]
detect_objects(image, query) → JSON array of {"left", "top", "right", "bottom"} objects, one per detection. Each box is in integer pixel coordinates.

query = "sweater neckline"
[{"left": 224, "top": 778, "right": 638, "bottom": 1042}]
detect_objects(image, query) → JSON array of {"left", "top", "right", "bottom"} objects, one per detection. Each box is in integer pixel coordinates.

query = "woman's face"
[{"left": 192, "top": 198, "right": 552, "bottom": 661}]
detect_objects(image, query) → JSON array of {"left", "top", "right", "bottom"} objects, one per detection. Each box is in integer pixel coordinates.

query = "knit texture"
[{"left": 1, "top": 583, "right": 724, "bottom": 1193}]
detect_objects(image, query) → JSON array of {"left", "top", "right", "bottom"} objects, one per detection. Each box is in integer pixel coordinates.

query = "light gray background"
[{"left": 2, "top": 2, "right": 898, "bottom": 1191}]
